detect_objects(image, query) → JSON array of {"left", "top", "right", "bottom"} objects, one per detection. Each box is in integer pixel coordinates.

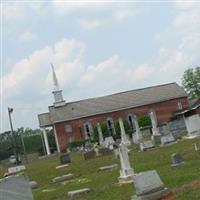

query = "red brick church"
[{"left": 38, "top": 66, "right": 189, "bottom": 153}]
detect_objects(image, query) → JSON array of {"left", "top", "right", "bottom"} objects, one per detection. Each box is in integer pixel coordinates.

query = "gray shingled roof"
[
  {"left": 0, "top": 175, "right": 33, "bottom": 200},
  {"left": 38, "top": 82, "right": 187, "bottom": 126}
]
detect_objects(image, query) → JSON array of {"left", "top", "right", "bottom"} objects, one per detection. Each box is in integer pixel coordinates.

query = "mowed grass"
[{"left": 1, "top": 138, "right": 200, "bottom": 200}]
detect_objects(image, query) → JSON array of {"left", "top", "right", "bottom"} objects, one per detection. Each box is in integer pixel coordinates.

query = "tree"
[{"left": 182, "top": 67, "right": 200, "bottom": 99}]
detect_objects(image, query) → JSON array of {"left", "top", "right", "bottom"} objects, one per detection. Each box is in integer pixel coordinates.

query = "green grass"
[{"left": 1, "top": 138, "right": 200, "bottom": 200}]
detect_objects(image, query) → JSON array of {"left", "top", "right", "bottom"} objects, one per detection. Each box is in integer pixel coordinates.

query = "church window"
[
  {"left": 65, "top": 124, "right": 72, "bottom": 133},
  {"left": 177, "top": 101, "right": 183, "bottom": 110},
  {"left": 106, "top": 117, "right": 115, "bottom": 135},
  {"left": 127, "top": 113, "right": 134, "bottom": 129},
  {"left": 83, "top": 122, "right": 94, "bottom": 140}
]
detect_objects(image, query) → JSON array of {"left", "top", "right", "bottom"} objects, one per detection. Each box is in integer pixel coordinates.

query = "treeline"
[{"left": 0, "top": 127, "right": 56, "bottom": 161}]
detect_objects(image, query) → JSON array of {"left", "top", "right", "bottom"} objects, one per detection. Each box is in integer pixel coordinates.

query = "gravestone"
[
  {"left": 68, "top": 188, "right": 91, "bottom": 199},
  {"left": 52, "top": 173, "right": 73, "bottom": 183},
  {"left": 83, "top": 150, "right": 96, "bottom": 160},
  {"left": 98, "top": 164, "right": 118, "bottom": 172},
  {"left": 161, "top": 134, "right": 175, "bottom": 145},
  {"left": 8, "top": 165, "right": 26, "bottom": 174},
  {"left": 56, "top": 164, "right": 69, "bottom": 169},
  {"left": 29, "top": 181, "right": 38, "bottom": 189},
  {"left": 113, "top": 148, "right": 120, "bottom": 159},
  {"left": 194, "top": 143, "right": 200, "bottom": 151},
  {"left": 171, "top": 153, "right": 185, "bottom": 167},
  {"left": 104, "top": 136, "right": 115, "bottom": 150},
  {"left": 84, "top": 141, "right": 93, "bottom": 152},
  {"left": 0, "top": 175, "right": 34, "bottom": 200},
  {"left": 131, "top": 170, "right": 169, "bottom": 200},
  {"left": 60, "top": 154, "right": 71, "bottom": 165},
  {"left": 118, "top": 143, "right": 134, "bottom": 184},
  {"left": 139, "top": 140, "right": 155, "bottom": 151},
  {"left": 99, "top": 147, "right": 113, "bottom": 156},
  {"left": 151, "top": 135, "right": 161, "bottom": 145}
]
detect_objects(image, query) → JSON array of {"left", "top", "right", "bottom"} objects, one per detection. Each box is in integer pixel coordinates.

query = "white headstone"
[
  {"left": 161, "top": 134, "right": 175, "bottom": 145},
  {"left": 104, "top": 136, "right": 115, "bottom": 150},
  {"left": 8, "top": 165, "right": 26, "bottom": 174},
  {"left": 119, "top": 118, "right": 131, "bottom": 146},
  {"left": 118, "top": 143, "right": 134, "bottom": 183}
]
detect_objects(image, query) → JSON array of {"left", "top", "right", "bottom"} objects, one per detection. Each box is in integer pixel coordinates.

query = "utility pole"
[{"left": 8, "top": 107, "right": 20, "bottom": 165}]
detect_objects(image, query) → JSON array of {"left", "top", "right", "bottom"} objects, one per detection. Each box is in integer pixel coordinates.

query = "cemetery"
[{"left": 1, "top": 130, "right": 200, "bottom": 200}]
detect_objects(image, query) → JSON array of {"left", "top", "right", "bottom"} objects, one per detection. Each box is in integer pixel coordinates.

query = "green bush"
[
  {"left": 138, "top": 115, "right": 151, "bottom": 128},
  {"left": 68, "top": 140, "right": 87, "bottom": 150}
]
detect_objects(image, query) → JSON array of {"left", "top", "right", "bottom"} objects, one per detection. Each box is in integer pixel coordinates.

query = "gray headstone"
[
  {"left": 60, "top": 154, "right": 71, "bottom": 165},
  {"left": 0, "top": 175, "right": 34, "bottom": 200},
  {"left": 98, "top": 164, "right": 118, "bottom": 172},
  {"left": 52, "top": 173, "right": 73, "bottom": 183},
  {"left": 140, "top": 140, "right": 155, "bottom": 151},
  {"left": 171, "top": 153, "right": 185, "bottom": 167},
  {"left": 68, "top": 188, "right": 91, "bottom": 199},
  {"left": 83, "top": 150, "right": 96, "bottom": 160},
  {"left": 99, "top": 148, "right": 113, "bottom": 156},
  {"left": 132, "top": 170, "right": 169, "bottom": 200},
  {"left": 161, "top": 134, "right": 175, "bottom": 145},
  {"left": 134, "top": 170, "right": 165, "bottom": 196}
]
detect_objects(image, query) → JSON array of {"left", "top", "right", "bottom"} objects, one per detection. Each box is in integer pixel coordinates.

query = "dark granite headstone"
[
  {"left": 99, "top": 148, "right": 112, "bottom": 156},
  {"left": 83, "top": 150, "right": 96, "bottom": 160},
  {"left": 60, "top": 154, "right": 71, "bottom": 165},
  {"left": 171, "top": 153, "right": 185, "bottom": 167}
]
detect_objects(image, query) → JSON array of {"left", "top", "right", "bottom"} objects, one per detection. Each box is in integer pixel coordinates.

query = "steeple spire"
[
  {"left": 51, "top": 63, "right": 60, "bottom": 91},
  {"left": 50, "top": 64, "right": 65, "bottom": 107}
]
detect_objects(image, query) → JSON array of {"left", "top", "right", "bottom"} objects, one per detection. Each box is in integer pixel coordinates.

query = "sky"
[{"left": 1, "top": 0, "right": 200, "bottom": 133}]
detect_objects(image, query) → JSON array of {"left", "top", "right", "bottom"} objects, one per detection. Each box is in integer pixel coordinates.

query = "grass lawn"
[{"left": 1, "top": 138, "right": 200, "bottom": 200}]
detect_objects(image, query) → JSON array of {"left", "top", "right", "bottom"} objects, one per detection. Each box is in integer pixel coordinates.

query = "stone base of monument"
[
  {"left": 68, "top": 188, "right": 91, "bottom": 199},
  {"left": 151, "top": 135, "right": 161, "bottom": 145},
  {"left": 118, "top": 175, "right": 134, "bottom": 184},
  {"left": 185, "top": 130, "right": 200, "bottom": 139},
  {"left": 131, "top": 170, "right": 169, "bottom": 200},
  {"left": 131, "top": 187, "right": 169, "bottom": 200}
]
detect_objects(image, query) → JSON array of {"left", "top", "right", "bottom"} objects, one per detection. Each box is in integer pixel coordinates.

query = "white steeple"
[
  {"left": 51, "top": 64, "right": 65, "bottom": 107},
  {"left": 51, "top": 63, "right": 60, "bottom": 91}
]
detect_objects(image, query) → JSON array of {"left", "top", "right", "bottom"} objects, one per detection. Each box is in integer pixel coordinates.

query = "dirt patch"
[{"left": 160, "top": 179, "right": 200, "bottom": 200}]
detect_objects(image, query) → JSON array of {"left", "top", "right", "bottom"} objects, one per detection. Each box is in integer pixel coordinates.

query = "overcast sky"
[{"left": 1, "top": 1, "right": 200, "bottom": 132}]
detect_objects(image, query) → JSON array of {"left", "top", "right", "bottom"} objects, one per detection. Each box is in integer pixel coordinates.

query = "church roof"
[{"left": 38, "top": 82, "right": 187, "bottom": 127}]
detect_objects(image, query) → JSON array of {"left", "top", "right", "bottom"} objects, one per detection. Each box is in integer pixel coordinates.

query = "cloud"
[
  {"left": 51, "top": 1, "right": 138, "bottom": 30},
  {"left": 20, "top": 31, "right": 37, "bottom": 42}
]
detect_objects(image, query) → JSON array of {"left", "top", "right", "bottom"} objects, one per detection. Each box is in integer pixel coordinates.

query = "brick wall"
[{"left": 55, "top": 97, "right": 189, "bottom": 151}]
